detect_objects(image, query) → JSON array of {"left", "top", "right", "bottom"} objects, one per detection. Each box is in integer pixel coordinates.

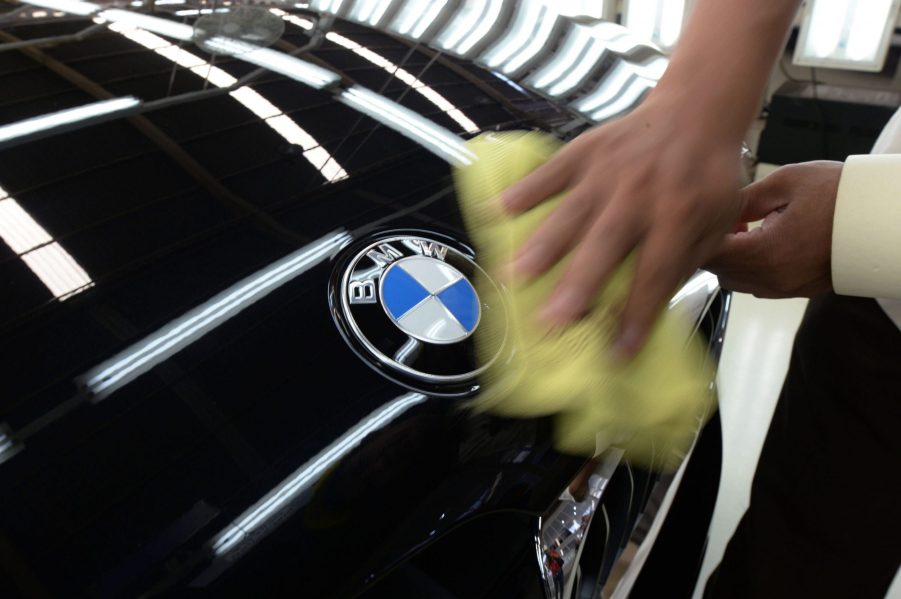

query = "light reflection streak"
[
  {"left": 393, "top": 337, "right": 421, "bottom": 364},
  {"left": 348, "top": 0, "right": 394, "bottom": 26},
  {"left": 308, "top": 0, "right": 346, "bottom": 14},
  {"left": 201, "top": 36, "right": 341, "bottom": 89},
  {"left": 16, "top": 0, "right": 98, "bottom": 16},
  {"left": 482, "top": 0, "right": 555, "bottom": 75},
  {"left": 566, "top": 54, "right": 666, "bottom": 122},
  {"left": 80, "top": 231, "right": 352, "bottom": 399},
  {"left": 390, "top": 0, "right": 447, "bottom": 39},
  {"left": 16, "top": 3, "right": 347, "bottom": 181},
  {"left": 272, "top": 9, "right": 479, "bottom": 134},
  {"left": 339, "top": 86, "right": 475, "bottom": 166},
  {"left": 435, "top": 0, "right": 504, "bottom": 56},
  {"left": 0, "top": 96, "right": 140, "bottom": 144},
  {"left": 104, "top": 21, "right": 347, "bottom": 181},
  {"left": 589, "top": 77, "right": 655, "bottom": 122},
  {"left": 529, "top": 24, "right": 605, "bottom": 96},
  {"left": 211, "top": 392, "right": 427, "bottom": 556},
  {"left": 0, "top": 186, "right": 94, "bottom": 300}
]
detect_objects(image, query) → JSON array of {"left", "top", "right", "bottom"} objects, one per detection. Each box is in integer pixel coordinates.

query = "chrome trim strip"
[{"left": 538, "top": 448, "right": 625, "bottom": 599}]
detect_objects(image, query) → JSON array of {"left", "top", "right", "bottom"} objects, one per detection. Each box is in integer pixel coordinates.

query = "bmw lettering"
[{"left": 331, "top": 234, "right": 507, "bottom": 394}]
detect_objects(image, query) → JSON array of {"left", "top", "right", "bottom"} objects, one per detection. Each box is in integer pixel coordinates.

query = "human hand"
[
  {"left": 499, "top": 98, "right": 743, "bottom": 359},
  {"left": 705, "top": 161, "right": 842, "bottom": 298}
]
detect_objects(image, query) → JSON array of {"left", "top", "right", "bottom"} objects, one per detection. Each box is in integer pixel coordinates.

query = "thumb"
[
  {"left": 704, "top": 226, "right": 772, "bottom": 273},
  {"left": 736, "top": 178, "right": 787, "bottom": 224}
]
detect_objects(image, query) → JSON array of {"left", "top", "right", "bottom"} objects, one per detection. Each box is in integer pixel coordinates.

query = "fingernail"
[
  {"left": 613, "top": 326, "right": 643, "bottom": 363},
  {"left": 539, "top": 289, "right": 580, "bottom": 325}
]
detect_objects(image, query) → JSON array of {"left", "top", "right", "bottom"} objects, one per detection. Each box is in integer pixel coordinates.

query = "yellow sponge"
[{"left": 454, "top": 131, "right": 714, "bottom": 470}]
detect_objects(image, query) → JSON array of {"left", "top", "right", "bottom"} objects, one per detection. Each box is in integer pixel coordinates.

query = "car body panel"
[{"left": 0, "top": 3, "right": 722, "bottom": 597}]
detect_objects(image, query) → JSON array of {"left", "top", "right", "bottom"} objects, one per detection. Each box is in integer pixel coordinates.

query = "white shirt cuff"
[{"left": 831, "top": 154, "right": 901, "bottom": 299}]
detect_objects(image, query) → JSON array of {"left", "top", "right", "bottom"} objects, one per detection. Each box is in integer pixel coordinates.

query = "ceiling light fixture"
[{"left": 793, "top": 0, "right": 901, "bottom": 71}]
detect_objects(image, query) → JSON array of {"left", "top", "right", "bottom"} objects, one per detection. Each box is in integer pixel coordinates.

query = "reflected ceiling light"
[
  {"left": 669, "top": 270, "right": 718, "bottom": 309},
  {"left": 20, "top": 1, "right": 196, "bottom": 41},
  {"left": 393, "top": 337, "right": 420, "bottom": 364},
  {"left": 272, "top": 9, "right": 478, "bottom": 133},
  {"left": 318, "top": 29, "right": 479, "bottom": 133},
  {"left": 339, "top": 86, "right": 475, "bottom": 166},
  {"left": 793, "top": 0, "right": 901, "bottom": 71},
  {"left": 530, "top": 23, "right": 600, "bottom": 94},
  {"left": 0, "top": 189, "right": 94, "bottom": 300},
  {"left": 347, "top": 0, "right": 395, "bottom": 26},
  {"left": 591, "top": 21, "right": 658, "bottom": 54},
  {"left": 501, "top": 4, "right": 560, "bottom": 75},
  {"left": 108, "top": 22, "right": 346, "bottom": 181},
  {"left": 573, "top": 56, "right": 665, "bottom": 115},
  {"left": 16, "top": 0, "right": 99, "bottom": 16},
  {"left": 97, "top": 8, "right": 194, "bottom": 40},
  {"left": 0, "top": 433, "right": 14, "bottom": 456},
  {"left": 270, "top": 7, "right": 313, "bottom": 30},
  {"left": 588, "top": 77, "right": 655, "bottom": 122},
  {"left": 482, "top": 0, "right": 557, "bottom": 75},
  {"left": 202, "top": 37, "right": 341, "bottom": 89},
  {"left": 626, "top": 55, "right": 669, "bottom": 80},
  {"left": 573, "top": 61, "right": 635, "bottom": 113},
  {"left": 0, "top": 429, "right": 24, "bottom": 465},
  {"left": 308, "top": 0, "right": 346, "bottom": 14},
  {"left": 492, "top": 71, "right": 528, "bottom": 94},
  {"left": 0, "top": 96, "right": 140, "bottom": 145},
  {"left": 542, "top": 0, "right": 608, "bottom": 19},
  {"left": 174, "top": 8, "right": 229, "bottom": 16},
  {"left": 80, "top": 230, "right": 352, "bottom": 399},
  {"left": 389, "top": 0, "right": 447, "bottom": 39},
  {"left": 0, "top": 191, "right": 51, "bottom": 254},
  {"left": 212, "top": 392, "right": 427, "bottom": 556},
  {"left": 434, "top": 0, "right": 504, "bottom": 56},
  {"left": 22, "top": 242, "right": 95, "bottom": 300},
  {"left": 622, "top": 0, "right": 689, "bottom": 51}
]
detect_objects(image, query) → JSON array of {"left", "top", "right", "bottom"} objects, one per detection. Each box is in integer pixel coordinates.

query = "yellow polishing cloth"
[{"left": 454, "top": 131, "right": 714, "bottom": 470}]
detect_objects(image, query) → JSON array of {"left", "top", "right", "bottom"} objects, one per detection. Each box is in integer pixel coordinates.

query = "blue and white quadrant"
[{"left": 380, "top": 256, "right": 481, "bottom": 344}]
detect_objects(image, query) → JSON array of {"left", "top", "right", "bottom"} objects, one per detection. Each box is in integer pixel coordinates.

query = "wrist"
[
  {"left": 641, "top": 78, "right": 752, "bottom": 147},
  {"left": 632, "top": 90, "right": 746, "bottom": 152}
]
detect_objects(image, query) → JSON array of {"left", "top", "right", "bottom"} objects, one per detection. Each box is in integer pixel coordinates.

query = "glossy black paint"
[{"left": 0, "top": 8, "right": 589, "bottom": 597}]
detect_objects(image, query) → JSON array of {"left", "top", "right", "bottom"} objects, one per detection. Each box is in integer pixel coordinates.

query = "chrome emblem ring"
[{"left": 331, "top": 233, "right": 506, "bottom": 394}]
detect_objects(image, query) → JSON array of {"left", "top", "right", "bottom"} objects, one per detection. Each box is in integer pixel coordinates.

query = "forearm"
[{"left": 648, "top": 0, "right": 802, "bottom": 144}]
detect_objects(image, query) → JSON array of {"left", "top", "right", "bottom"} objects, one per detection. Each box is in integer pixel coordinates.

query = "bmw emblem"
[{"left": 331, "top": 233, "right": 507, "bottom": 395}]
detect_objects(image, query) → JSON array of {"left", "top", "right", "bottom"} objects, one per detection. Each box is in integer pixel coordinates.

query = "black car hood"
[{"left": 0, "top": 3, "right": 685, "bottom": 596}]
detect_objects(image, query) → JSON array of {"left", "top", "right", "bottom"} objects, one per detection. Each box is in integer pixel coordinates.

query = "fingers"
[
  {"left": 499, "top": 140, "right": 584, "bottom": 214},
  {"left": 736, "top": 178, "right": 786, "bottom": 223},
  {"left": 614, "top": 227, "right": 692, "bottom": 359},
  {"left": 704, "top": 227, "right": 767, "bottom": 271},
  {"left": 540, "top": 202, "right": 641, "bottom": 325},
  {"left": 704, "top": 225, "right": 782, "bottom": 296},
  {"left": 511, "top": 185, "right": 597, "bottom": 279}
]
